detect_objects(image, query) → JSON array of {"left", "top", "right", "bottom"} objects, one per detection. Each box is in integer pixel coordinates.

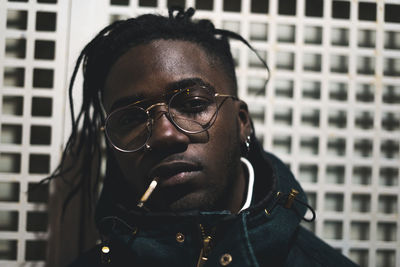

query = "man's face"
[{"left": 103, "top": 40, "right": 250, "bottom": 212}]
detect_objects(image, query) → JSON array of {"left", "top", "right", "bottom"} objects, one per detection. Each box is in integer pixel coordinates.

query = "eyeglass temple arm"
[{"left": 214, "top": 93, "right": 239, "bottom": 101}]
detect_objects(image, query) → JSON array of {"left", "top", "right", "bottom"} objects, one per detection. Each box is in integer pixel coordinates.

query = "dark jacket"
[{"left": 69, "top": 139, "right": 358, "bottom": 267}]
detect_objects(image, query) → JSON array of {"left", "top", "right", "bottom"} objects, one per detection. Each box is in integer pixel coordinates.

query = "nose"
[{"left": 146, "top": 108, "right": 190, "bottom": 152}]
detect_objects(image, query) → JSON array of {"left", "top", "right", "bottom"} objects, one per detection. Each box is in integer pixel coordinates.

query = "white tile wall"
[{"left": 0, "top": 0, "right": 399, "bottom": 266}]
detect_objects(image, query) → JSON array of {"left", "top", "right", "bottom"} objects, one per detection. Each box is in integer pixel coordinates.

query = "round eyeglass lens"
[
  {"left": 105, "top": 106, "right": 150, "bottom": 151},
  {"left": 168, "top": 86, "right": 218, "bottom": 133},
  {"left": 105, "top": 85, "right": 219, "bottom": 151}
]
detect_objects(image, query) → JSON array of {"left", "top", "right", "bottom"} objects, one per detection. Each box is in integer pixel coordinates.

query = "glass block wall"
[
  {"left": 0, "top": 0, "right": 399, "bottom": 266},
  {"left": 0, "top": 0, "right": 70, "bottom": 265}
]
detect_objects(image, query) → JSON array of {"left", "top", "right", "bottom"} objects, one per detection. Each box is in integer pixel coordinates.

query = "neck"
[{"left": 226, "top": 158, "right": 247, "bottom": 213}]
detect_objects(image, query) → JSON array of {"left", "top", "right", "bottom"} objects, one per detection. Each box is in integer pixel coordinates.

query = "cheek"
[
  {"left": 113, "top": 151, "right": 144, "bottom": 191},
  {"left": 214, "top": 106, "right": 240, "bottom": 144},
  {"left": 205, "top": 107, "right": 241, "bottom": 165}
]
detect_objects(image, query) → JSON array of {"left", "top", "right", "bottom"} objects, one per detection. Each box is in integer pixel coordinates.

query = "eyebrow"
[
  {"left": 110, "top": 93, "right": 145, "bottom": 113},
  {"left": 109, "top": 77, "right": 213, "bottom": 112}
]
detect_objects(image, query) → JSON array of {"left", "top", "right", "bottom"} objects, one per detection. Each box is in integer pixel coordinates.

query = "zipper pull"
[{"left": 197, "top": 236, "right": 212, "bottom": 267}]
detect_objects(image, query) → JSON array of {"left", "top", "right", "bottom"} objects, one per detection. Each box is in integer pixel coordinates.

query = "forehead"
[{"left": 103, "top": 40, "right": 232, "bottom": 112}]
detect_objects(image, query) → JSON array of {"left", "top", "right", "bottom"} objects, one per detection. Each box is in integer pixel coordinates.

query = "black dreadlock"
[{"left": 42, "top": 6, "right": 270, "bottom": 215}]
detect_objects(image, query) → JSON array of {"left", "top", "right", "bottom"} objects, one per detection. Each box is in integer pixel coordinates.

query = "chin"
[
  {"left": 149, "top": 178, "right": 232, "bottom": 212},
  {"left": 164, "top": 189, "right": 225, "bottom": 212}
]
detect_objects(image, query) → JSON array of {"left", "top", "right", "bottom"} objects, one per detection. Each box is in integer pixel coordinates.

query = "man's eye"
[
  {"left": 179, "top": 97, "right": 211, "bottom": 112},
  {"left": 118, "top": 112, "right": 146, "bottom": 128}
]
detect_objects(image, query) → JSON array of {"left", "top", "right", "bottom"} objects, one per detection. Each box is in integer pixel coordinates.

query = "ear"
[{"left": 237, "top": 100, "right": 252, "bottom": 143}]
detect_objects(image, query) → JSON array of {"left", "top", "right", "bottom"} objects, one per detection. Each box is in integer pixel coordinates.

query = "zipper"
[{"left": 196, "top": 224, "right": 214, "bottom": 267}]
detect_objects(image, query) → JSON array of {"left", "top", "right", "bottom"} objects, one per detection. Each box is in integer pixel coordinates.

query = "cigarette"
[{"left": 137, "top": 177, "right": 159, "bottom": 208}]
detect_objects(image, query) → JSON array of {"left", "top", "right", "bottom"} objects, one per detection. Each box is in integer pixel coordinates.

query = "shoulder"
[{"left": 286, "top": 226, "right": 359, "bottom": 267}]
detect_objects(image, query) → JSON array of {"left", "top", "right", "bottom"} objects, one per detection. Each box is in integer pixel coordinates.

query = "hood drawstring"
[{"left": 264, "top": 189, "right": 316, "bottom": 223}]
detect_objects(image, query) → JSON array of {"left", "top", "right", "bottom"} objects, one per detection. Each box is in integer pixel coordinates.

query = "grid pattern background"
[
  {"left": 0, "top": 0, "right": 399, "bottom": 266},
  {"left": 0, "top": 0, "right": 70, "bottom": 266}
]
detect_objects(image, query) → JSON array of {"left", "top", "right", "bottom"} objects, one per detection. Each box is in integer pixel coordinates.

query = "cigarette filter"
[{"left": 137, "top": 177, "right": 159, "bottom": 208}]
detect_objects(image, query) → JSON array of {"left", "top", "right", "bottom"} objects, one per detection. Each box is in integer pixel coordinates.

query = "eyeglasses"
[{"left": 104, "top": 84, "right": 238, "bottom": 152}]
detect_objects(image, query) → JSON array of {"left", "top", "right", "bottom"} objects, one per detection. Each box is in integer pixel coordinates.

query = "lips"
[{"left": 148, "top": 161, "right": 202, "bottom": 187}]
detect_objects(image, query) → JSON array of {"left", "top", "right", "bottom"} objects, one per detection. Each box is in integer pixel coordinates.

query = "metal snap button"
[
  {"left": 132, "top": 227, "right": 138, "bottom": 235},
  {"left": 101, "top": 245, "right": 110, "bottom": 254},
  {"left": 176, "top": 232, "right": 185, "bottom": 243},
  {"left": 220, "top": 253, "right": 232, "bottom": 266}
]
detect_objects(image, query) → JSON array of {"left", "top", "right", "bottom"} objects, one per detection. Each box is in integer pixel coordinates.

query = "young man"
[{"left": 60, "top": 7, "right": 357, "bottom": 267}]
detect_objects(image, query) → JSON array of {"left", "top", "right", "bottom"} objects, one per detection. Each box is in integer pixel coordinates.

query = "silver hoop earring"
[
  {"left": 244, "top": 135, "right": 251, "bottom": 155},
  {"left": 143, "top": 143, "right": 152, "bottom": 152}
]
